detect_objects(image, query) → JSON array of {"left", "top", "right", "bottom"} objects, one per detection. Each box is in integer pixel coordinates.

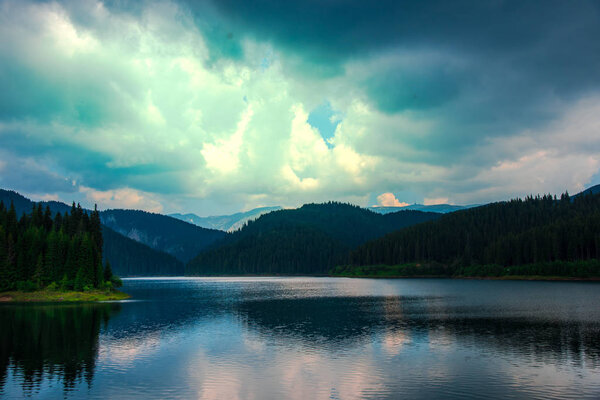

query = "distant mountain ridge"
[
  {"left": 0, "top": 189, "right": 72, "bottom": 216},
  {"left": 170, "top": 206, "right": 282, "bottom": 232},
  {"left": 575, "top": 184, "right": 600, "bottom": 197},
  {"left": 171, "top": 203, "right": 475, "bottom": 232},
  {"left": 102, "top": 226, "right": 184, "bottom": 276},
  {"left": 186, "top": 202, "right": 440, "bottom": 275},
  {"left": 0, "top": 189, "right": 220, "bottom": 275},
  {"left": 101, "top": 209, "right": 226, "bottom": 262}
]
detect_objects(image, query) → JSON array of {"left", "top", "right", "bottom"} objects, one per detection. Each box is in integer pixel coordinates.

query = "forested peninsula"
[
  {"left": 333, "top": 192, "right": 600, "bottom": 280},
  {"left": 0, "top": 201, "right": 127, "bottom": 302}
]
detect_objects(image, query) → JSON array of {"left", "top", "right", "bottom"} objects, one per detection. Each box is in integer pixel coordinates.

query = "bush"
[
  {"left": 103, "top": 281, "right": 113, "bottom": 292},
  {"left": 46, "top": 282, "right": 59, "bottom": 291},
  {"left": 110, "top": 275, "right": 123, "bottom": 288}
]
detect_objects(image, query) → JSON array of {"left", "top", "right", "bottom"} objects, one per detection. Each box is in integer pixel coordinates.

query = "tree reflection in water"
[{"left": 0, "top": 303, "right": 120, "bottom": 396}]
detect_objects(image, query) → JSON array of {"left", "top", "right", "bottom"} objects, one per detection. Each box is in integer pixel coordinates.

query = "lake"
[{"left": 1, "top": 277, "right": 600, "bottom": 399}]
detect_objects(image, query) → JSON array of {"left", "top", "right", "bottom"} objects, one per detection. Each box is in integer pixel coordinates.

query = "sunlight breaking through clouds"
[{"left": 1, "top": 0, "right": 600, "bottom": 214}]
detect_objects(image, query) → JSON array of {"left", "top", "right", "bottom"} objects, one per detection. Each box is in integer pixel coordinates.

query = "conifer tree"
[{"left": 103, "top": 260, "right": 113, "bottom": 282}]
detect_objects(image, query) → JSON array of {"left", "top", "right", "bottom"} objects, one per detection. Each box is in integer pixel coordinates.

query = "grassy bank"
[
  {"left": 0, "top": 289, "right": 130, "bottom": 302},
  {"left": 330, "top": 260, "right": 600, "bottom": 280}
]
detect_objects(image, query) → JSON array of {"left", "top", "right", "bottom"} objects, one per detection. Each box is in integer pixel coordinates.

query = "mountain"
[
  {"left": 100, "top": 209, "right": 226, "bottom": 262},
  {"left": 0, "top": 189, "right": 72, "bottom": 216},
  {"left": 347, "top": 191, "right": 600, "bottom": 278},
  {"left": 102, "top": 226, "right": 184, "bottom": 276},
  {"left": 186, "top": 202, "right": 440, "bottom": 275},
  {"left": 368, "top": 203, "right": 476, "bottom": 214},
  {"left": 575, "top": 184, "right": 600, "bottom": 197},
  {"left": 0, "top": 189, "right": 189, "bottom": 276},
  {"left": 169, "top": 206, "right": 282, "bottom": 232}
]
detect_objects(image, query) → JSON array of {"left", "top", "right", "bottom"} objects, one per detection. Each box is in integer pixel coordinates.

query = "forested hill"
[
  {"left": 0, "top": 201, "right": 116, "bottom": 291},
  {"left": 101, "top": 209, "right": 226, "bottom": 262},
  {"left": 575, "top": 184, "right": 600, "bottom": 197},
  {"left": 186, "top": 202, "right": 440, "bottom": 275},
  {"left": 0, "top": 189, "right": 196, "bottom": 276},
  {"left": 347, "top": 192, "right": 600, "bottom": 276},
  {"left": 0, "top": 189, "right": 72, "bottom": 216},
  {"left": 102, "top": 226, "right": 184, "bottom": 276}
]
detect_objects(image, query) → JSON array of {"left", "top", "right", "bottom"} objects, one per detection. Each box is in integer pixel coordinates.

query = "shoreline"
[
  {"left": 329, "top": 274, "right": 600, "bottom": 281},
  {"left": 123, "top": 274, "right": 600, "bottom": 282},
  {"left": 0, "top": 289, "right": 130, "bottom": 303}
]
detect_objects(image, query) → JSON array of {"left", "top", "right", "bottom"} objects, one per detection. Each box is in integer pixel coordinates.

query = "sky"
[{"left": 1, "top": 0, "right": 600, "bottom": 216}]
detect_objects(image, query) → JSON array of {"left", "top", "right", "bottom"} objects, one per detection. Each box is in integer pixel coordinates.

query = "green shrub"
[
  {"left": 103, "top": 281, "right": 113, "bottom": 292},
  {"left": 110, "top": 276, "right": 123, "bottom": 288}
]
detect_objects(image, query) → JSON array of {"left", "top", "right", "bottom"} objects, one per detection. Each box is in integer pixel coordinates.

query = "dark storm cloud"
[
  {"left": 206, "top": 0, "right": 600, "bottom": 116},
  {"left": 89, "top": 1, "right": 600, "bottom": 117},
  {"left": 1, "top": 0, "right": 599, "bottom": 210},
  {"left": 205, "top": 0, "right": 600, "bottom": 77}
]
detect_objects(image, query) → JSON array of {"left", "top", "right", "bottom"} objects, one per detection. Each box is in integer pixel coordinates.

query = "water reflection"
[
  {"left": 235, "top": 295, "right": 600, "bottom": 366},
  {"left": 1, "top": 278, "right": 600, "bottom": 399},
  {"left": 0, "top": 303, "right": 120, "bottom": 397}
]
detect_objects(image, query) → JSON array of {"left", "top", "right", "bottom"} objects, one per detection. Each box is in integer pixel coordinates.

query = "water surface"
[{"left": 2, "top": 277, "right": 600, "bottom": 399}]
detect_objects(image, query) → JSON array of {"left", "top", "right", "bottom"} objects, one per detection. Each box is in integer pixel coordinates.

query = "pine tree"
[
  {"left": 74, "top": 268, "right": 85, "bottom": 291},
  {"left": 45, "top": 231, "right": 59, "bottom": 283},
  {"left": 95, "top": 259, "right": 103, "bottom": 288},
  {"left": 78, "top": 235, "right": 94, "bottom": 287},
  {"left": 103, "top": 260, "right": 113, "bottom": 282},
  {"left": 0, "top": 226, "right": 8, "bottom": 290}
]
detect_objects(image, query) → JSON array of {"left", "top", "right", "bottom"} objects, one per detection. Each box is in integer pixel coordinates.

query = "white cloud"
[{"left": 376, "top": 193, "right": 409, "bottom": 207}]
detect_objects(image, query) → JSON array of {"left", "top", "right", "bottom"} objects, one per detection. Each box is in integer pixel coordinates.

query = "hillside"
[
  {"left": 101, "top": 209, "right": 226, "bottom": 262},
  {"left": 170, "top": 206, "right": 282, "bottom": 232},
  {"left": 344, "top": 191, "right": 600, "bottom": 278},
  {"left": 575, "top": 184, "right": 600, "bottom": 197},
  {"left": 0, "top": 189, "right": 189, "bottom": 276},
  {"left": 102, "top": 226, "right": 184, "bottom": 276},
  {"left": 186, "top": 202, "right": 440, "bottom": 275}
]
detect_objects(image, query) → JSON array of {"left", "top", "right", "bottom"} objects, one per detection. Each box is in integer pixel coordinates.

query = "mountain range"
[
  {"left": 4, "top": 184, "right": 598, "bottom": 277},
  {"left": 170, "top": 203, "right": 473, "bottom": 231},
  {"left": 169, "top": 206, "right": 282, "bottom": 232},
  {"left": 186, "top": 203, "right": 441, "bottom": 275},
  {"left": 0, "top": 189, "right": 222, "bottom": 276}
]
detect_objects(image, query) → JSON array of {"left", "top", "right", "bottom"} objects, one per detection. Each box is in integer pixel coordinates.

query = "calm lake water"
[{"left": 1, "top": 277, "right": 600, "bottom": 399}]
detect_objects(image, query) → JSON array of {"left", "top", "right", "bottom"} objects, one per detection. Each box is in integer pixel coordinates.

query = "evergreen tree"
[
  {"left": 95, "top": 259, "right": 103, "bottom": 288},
  {"left": 0, "top": 202, "right": 117, "bottom": 291},
  {"left": 103, "top": 260, "right": 113, "bottom": 282},
  {"left": 347, "top": 191, "right": 600, "bottom": 278}
]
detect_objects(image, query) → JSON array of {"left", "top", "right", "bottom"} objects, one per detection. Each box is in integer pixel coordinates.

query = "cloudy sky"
[{"left": 1, "top": 0, "right": 599, "bottom": 215}]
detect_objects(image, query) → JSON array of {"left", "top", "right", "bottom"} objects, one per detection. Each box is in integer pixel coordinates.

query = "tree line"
[
  {"left": 0, "top": 201, "right": 120, "bottom": 291},
  {"left": 346, "top": 192, "right": 600, "bottom": 276},
  {"left": 186, "top": 202, "right": 440, "bottom": 275}
]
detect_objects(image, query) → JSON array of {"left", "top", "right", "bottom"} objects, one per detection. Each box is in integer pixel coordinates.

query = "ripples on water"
[{"left": 1, "top": 277, "right": 599, "bottom": 399}]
